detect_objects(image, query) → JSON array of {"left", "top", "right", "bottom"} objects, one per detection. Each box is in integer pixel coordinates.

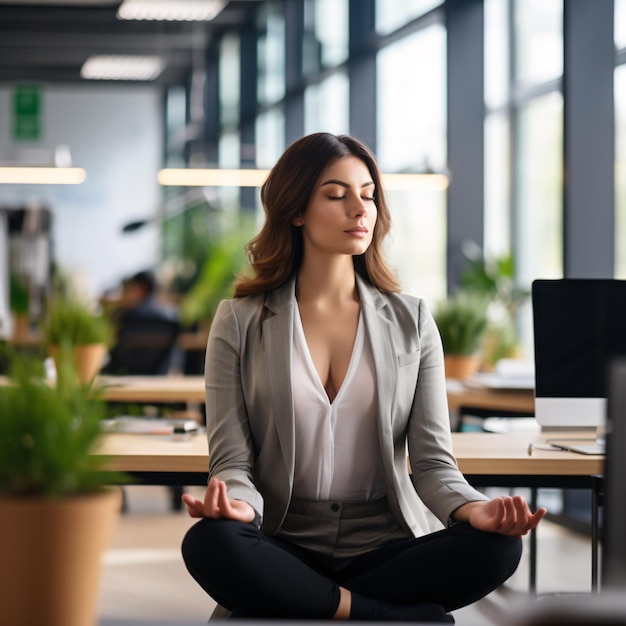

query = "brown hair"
[{"left": 233, "top": 132, "right": 401, "bottom": 297}]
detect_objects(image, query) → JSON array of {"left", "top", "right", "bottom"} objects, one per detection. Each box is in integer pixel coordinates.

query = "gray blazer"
[{"left": 204, "top": 274, "right": 487, "bottom": 538}]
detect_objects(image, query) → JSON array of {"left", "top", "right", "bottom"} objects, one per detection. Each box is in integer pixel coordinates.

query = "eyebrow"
[{"left": 319, "top": 179, "right": 375, "bottom": 189}]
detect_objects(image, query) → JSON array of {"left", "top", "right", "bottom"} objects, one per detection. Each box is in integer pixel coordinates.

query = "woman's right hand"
[{"left": 181, "top": 477, "right": 256, "bottom": 523}]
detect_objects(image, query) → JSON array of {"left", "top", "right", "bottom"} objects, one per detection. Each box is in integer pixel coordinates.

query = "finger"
[
  {"left": 500, "top": 497, "right": 519, "bottom": 531},
  {"left": 204, "top": 479, "right": 223, "bottom": 517}
]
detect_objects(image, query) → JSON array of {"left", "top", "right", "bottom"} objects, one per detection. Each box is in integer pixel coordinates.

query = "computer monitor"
[
  {"left": 603, "top": 357, "right": 626, "bottom": 588},
  {"left": 532, "top": 279, "right": 626, "bottom": 430}
]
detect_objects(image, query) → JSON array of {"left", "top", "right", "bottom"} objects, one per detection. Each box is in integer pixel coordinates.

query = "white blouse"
[{"left": 290, "top": 305, "right": 386, "bottom": 502}]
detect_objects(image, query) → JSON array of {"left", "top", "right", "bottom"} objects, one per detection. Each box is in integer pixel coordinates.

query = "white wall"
[{"left": 0, "top": 83, "right": 163, "bottom": 300}]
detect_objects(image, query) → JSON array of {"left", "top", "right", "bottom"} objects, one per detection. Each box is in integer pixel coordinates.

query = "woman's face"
[{"left": 296, "top": 155, "right": 377, "bottom": 259}]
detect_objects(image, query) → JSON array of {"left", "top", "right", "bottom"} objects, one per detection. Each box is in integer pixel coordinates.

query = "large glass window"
[
  {"left": 513, "top": 0, "right": 562, "bottom": 88},
  {"left": 616, "top": 65, "right": 626, "bottom": 278},
  {"left": 303, "top": 0, "right": 349, "bottom": 75},
  {"left": 376, "top": 0, "right": 443, "bottom": 36},
  {"left": 377, "top": 24, "right": 447, "bottom": 305},
  {"left": 617, "top": 0, "right": 626, "bottom": 50},
  {"left": 304, "top": 71, "right": 349, "bottom": 135},
  {"left": 220, "top": 34, "right": 240, "bottom": 128},
  {"left": 484, "top": 0, "right": 509, "bottom": 110},
  {"left": 255, "top": 108, "right": 285, "bottom": 168},
  {"left": 257, "top": 3, "right": 285, "bottom": 106},
  {"left": 484, "top": 112, "right": 511, "bottom": 257},
  {"left": 515, "top": 92, "right": 563, "bottom": 286}
]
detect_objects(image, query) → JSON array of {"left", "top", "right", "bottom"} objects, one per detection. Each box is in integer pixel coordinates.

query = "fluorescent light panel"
[
  {"left": 158, "top": 169, "right": 449, "bottom": 191},
  {"left": 117, "top": 0, "right": 227, "bottom": 21},
  {"left": 0, "top": 167, "right": 87, "bottom": 185},
  {"left": 81, "top": 55, "right": 163, "bottom": 81}
]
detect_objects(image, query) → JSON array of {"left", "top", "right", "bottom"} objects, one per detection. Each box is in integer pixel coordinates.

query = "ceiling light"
[
  {"left": 80, "top": 55, "right": 163, "bottom": 81},
  {"left": 382, "top": 173, "right": 449, "bottom": 191},
  {"left": 157, "top": 168, "right": 449, "bottom": 190},
  {"left": 117, "top": 0, "right": 227, "bottom": 21},
  {"left": 158, "top": 168, "right": 270, "bottom": 187},
  {"left": 0, "top": 167, "right": 87, "bottom": 185}
]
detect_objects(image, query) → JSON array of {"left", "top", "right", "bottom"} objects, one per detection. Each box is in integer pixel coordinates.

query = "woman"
[{"left": 181, "top": 133, "right": 546, "bottom": 622}]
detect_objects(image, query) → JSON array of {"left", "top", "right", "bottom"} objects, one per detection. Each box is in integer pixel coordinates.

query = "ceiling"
[{"left": 0, "top": 0, "right": 264, "bottom": 87}]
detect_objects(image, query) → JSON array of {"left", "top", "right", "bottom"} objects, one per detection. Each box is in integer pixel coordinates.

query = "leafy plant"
[
  {"left": 179, "top": 231, "right": 251, "bottom": 327},
  {"left": 41, "top": 297, "right": 113, "bottom": 348},
  {"left": 0, "top": 348, "right": 126, "bottom": 498},
  {"left": 434, "top": 290, "right": 489, "bottom": 356},
  {"left": 459, "top": 242, "right": 529, "bottom": 318},
  {"left": 9, "top": 273, "right": 30, "bottom": 315}
]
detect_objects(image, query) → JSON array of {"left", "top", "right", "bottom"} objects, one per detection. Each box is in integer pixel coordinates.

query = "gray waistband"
[{"left": 287, "top": 496, "right": 390, "bottom": 519}]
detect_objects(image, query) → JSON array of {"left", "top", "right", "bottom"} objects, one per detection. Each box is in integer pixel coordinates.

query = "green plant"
[
  {"left": 459, "top": 242, "right": 529, "bottom": 318},
  {"left": 9, "top": 273, "right": 29, "bottom": 315},
  {"left": 434, "top": 291, "right": 489, "bottom": 356},
  {"left": 41, "top": 297, "right": 113, "bottom": 348},
  {"left": 179, "top": 231, "right": 251, "bottom": 327},
  {"left": 0, "top": 348, "right": 125, "bottom": 498}
]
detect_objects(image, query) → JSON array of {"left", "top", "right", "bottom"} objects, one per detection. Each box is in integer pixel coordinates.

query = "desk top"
[
  {"left": 97, "top": 430, "right": 604, "bottom": 477},
  {"left": 1, "top": 373, "right": 536, "bottom": 415},
  {"left": 97, "top": 375, "right": 206, "bottom": 404},
  {"left": 97, "top": 375, "right": 536, "bottom": 414}
]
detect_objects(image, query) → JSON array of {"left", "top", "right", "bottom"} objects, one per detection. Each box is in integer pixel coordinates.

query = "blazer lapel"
[
  {"left": 262, "top": 278, "right": 297, "bottom": 477},
  {"left": 357, "top": 275, "right": 398, "bottom": 449}
]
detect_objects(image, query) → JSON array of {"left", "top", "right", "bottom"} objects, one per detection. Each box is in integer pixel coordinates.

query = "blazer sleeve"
[
  {"left": 204, "top": 299, "right": 265, "bottom": 518},
  {"left": 407, "top": 298, "right": 488, "bottom": 525}
]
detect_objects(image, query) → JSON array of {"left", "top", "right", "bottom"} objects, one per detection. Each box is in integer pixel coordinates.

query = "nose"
[{"left": 348, "top": 193, "right": 368, "bottom": 218}]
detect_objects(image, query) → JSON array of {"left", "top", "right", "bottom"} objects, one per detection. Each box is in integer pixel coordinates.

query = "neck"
[{"left": 296, "top": 256, "right": 357, "bottom": 304}]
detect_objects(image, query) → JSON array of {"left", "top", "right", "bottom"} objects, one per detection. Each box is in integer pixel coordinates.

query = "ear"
[{"left": 292, "top": 215, "right": 303, "bottom": 227}]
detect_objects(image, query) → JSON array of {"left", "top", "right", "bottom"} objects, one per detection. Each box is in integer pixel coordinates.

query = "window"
[
  {"left": 304, "top": 71, "right": 349, "bottom": 135},
  {"left": 220, "top": 34, "right": 240, "bottom": 128},
  {"left": 377, "top": 24, "right": 447, "bottom": 304},
  {"left": 513, "top": 0, "right": 563, "bottom": 88},
  {"left": 303, "top": 0, "right": 348, "bottom": 76},
  {"left": 376, "top": 0, "right": 443, "bottom": 36},
  {"left": 257, "top": 4, "right": 285, "bottom": 106},
  {"left": 616, "top": 0, "right": 626, "bottom": 50},
  {"left": 515, "top": 92, "right": 563, "bottom": 286}
]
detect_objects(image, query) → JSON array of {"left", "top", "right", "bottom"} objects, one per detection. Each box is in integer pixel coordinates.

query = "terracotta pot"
[
  {"left": 0, "top": 488, "right": 122, "bottom": 626},
  {"left": 50, "top": 343, "right": 108, "bottom": 384},
  {"left": 444, "top": 354, "right": 481, "bottom": 380}
]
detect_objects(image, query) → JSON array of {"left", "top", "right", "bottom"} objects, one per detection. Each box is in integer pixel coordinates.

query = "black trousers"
[{"left": 182, "top": 518, "right": 522, "bottom": 619}]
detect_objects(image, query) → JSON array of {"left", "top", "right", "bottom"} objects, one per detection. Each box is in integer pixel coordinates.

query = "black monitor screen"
[{"left": 532, "top": 279, "right": 626, "bottom": 399}]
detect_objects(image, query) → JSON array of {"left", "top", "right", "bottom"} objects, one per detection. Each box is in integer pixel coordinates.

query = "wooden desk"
[
  {"left": 447, "top": 385, "right": 535, "bottom": 415},
  {"left": 98, "top": 430, "right": 603, "bottom": 477},
  {"left": 98, "top": 429, "right": 603, "bottom": 593},
  {"left": 96, "top": 375, "right": 205, "bottom": 404},
  {"left": 95, "top": 375, "right": 536, "bottom": 416}
]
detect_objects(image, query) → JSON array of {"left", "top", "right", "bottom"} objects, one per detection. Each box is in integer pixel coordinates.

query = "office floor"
[{"left": 98, "top": 486, "right": 598, "bottom": 625}]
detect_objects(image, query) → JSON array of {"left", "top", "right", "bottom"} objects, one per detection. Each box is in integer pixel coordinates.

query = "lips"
[{"left": 345, "top": 227, "right": 368, "bottom": 235}]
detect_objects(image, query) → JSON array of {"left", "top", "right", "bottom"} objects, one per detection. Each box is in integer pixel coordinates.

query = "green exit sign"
[{"left": 12, "top": 84, "right": 42, "bottom": 140}]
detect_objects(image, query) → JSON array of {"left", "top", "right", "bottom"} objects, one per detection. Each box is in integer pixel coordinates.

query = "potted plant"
[
  {"left": 41, "top": 296, "right": 113, "bottom": 383},
  {"left": 0, "top": 349, "right": 125, "bottom": 626},
  {"left": 433, "top": 290, "right": 489, "bottom": 380},
  {"left": 9, "top": 272, "right": 30, "bottom": 339},
  {"left": 459, "top": 242, "right": 530, "bottom": 369}
]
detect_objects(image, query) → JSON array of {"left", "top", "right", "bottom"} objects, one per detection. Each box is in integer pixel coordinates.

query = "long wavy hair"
[{"left": 233, "top": 132, "right": 401, "bottom": 297}]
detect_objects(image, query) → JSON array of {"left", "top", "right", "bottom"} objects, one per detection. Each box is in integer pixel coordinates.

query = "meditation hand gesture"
[
  {"left": 457, "top": 495, "right": 547, "bottom": 538},
  {"left": 182, "top": 477, "right": 256, "bottom": 523}
]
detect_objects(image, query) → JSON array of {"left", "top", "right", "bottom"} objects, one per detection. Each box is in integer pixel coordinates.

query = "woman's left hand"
[{"left": 455, "top": 496, "right": 547, "bottom": 537}]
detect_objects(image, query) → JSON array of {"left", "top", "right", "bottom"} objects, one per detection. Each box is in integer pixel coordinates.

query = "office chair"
[{"left": 103, "top": 315, "right": 181, "bottom": 376}]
